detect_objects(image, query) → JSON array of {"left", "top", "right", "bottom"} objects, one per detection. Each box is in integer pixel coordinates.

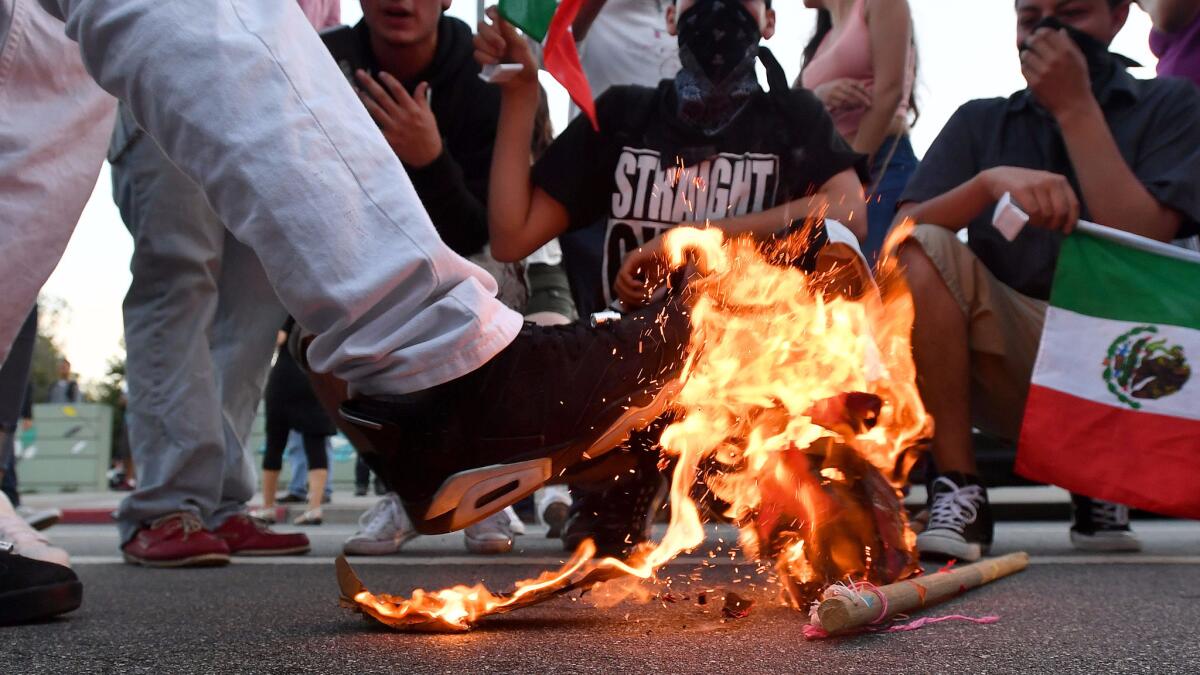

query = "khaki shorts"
[{"left": 906, "top": 225, "right": 1048, "bottom": 441}]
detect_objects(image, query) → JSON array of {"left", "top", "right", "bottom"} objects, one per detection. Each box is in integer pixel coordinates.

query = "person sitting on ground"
[
  {"left": 326, "top": 0, "right": 575, "bottom": 555},
  {"left": 895, "top": 0, "right": 1200, "bottom": 561},
  {"left": 799, "top": 0, "right": 920, "bottom": 266},
  {"left": 475, "top": 0, "right": 870, "bottom": 557}
]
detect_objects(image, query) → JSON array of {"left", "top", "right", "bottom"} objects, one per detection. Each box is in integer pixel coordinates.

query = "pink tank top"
[{"left": 800, "top": 0, "right": 915, "bottom": 140}]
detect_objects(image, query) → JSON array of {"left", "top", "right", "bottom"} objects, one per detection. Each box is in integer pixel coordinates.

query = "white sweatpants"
[{"left": 1, "top": 0, "right": 522, "bottom": 394}]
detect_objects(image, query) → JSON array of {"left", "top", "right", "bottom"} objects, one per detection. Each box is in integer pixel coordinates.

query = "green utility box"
[{"left": 18, "top": 403, "right": 113, "bottom": 491}]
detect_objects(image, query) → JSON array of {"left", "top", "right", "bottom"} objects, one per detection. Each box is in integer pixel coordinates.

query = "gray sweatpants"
[{"left": 109, "top": 105, "right": 287, "bottom": 542}]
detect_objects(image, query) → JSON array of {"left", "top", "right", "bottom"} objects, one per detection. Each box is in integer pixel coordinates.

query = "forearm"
[
  {"left": 707, "top": 192, "right": 864, "bottom": 242},
  {"left": 488, "top": 85, "right": 542, "bottom": 261},
  {"left": 851, "top": 88, "right": 903, "bottom": 159},
  {"left": 572, "top": 0, "right": 609, "bottom": 42},
  {"left": 897, "top": 175, "right": 991, "bottom": 232},
  {"left": 1057, "top": 102, "right": 1182, "bottom": 241}
]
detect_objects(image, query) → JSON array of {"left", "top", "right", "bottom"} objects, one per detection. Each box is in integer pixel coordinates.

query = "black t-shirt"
[
  {"left": 534, "top": 81, "right": 865, "bottom": 310},
  {"left": 900, "top": 63, "right": 1200, "bottom": 300}
]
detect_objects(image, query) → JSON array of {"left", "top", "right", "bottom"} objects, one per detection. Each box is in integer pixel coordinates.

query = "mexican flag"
[
  {"left": 1017, "top": 222, "right": 1200, "bottom": 519},
  {"left": 498, "top": 0, "right": 598, "bottom": 129}
]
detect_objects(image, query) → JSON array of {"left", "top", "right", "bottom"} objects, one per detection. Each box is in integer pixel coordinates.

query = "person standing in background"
[
  {"left": 1140, "top": 0, "right": 1200, "bottom": 86},
  {"left": 109, "top": 0, "right": 340, "bottom": 568},
  {"left": 47, "top": 358, "right": 81, "bottom": 404},
  {"left": 800, "top": 0, "right": 919, "bottom": 266}
]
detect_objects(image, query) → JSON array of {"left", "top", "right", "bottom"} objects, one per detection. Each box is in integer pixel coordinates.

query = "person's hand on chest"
[{"left": 355, "top": 69, "right": 443, "bottom": 167}]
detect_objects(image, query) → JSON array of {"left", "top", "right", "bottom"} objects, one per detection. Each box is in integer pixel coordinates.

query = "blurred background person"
[
  {"left": 276, "top": 431, "right": 334, "bottom": 505},
  {"left": 800, "top": 0, "right": 919, "bottom": 266},
  {"left": 47, "top": 358, "right": 81, "bottom": 404},
  {"left": 253, "top": 322, "right": 336, "bottom": 526},
  {"left": 1140, "top": 0, "right": 1200, "bottom": 86}
]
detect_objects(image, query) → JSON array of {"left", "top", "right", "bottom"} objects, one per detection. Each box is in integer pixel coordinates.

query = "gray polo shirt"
[{"left": 900, "top": 58, "right": 1200, "bottom": 301}]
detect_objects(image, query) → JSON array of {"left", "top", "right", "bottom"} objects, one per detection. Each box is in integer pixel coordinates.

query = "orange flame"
[{"left": 346, "top": 222, "right": 930, "bottom": 629}]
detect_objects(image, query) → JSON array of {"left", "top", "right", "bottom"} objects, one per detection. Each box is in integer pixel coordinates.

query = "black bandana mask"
[
  {"left": 677, "top": 0, "right": 762, "bottom": 86},
  {"left": 1022, "top": 16, "right": 1117, "bottom": 88},
  {"left": 675, "top": 0, "right": 763, "bottom": 134}
]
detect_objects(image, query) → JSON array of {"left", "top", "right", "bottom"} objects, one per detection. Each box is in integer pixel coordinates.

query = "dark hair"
[{"left": 800, "top": 8, "right": 920, "bottom": 127}]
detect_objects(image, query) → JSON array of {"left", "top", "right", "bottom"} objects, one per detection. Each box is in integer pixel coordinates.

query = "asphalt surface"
[{"left": 8, "top": 521, "right": 1200, "bottom": 674}]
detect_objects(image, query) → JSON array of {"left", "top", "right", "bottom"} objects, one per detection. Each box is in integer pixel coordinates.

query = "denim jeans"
[
  {"left": 284, "top": 430, "right": 333, "bottom": 499},
  {"left": 864, "top": 135, "right": 920, "bottom": 267}
]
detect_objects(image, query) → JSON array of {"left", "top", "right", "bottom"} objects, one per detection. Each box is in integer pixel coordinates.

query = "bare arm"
[
  {"left": 572, "top": 0, "right": 610, "bottom": 42},
  {"left": 852, "top": 0, "right": 911, "bottom": 158},
  {"left": 1137, "top": 0, "right": 1200, "bottom": 33},
  {"left": 1025, "top": 28, "right": 1182, "bottom": 241},
  {"left": 476, "top": 10, "right": 571, "bottom": 262}
]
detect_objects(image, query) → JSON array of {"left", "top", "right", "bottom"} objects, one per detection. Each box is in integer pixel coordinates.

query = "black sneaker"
[
  {"left": 353, "top": 485, "right": 368, "bottom": 497},
  {"left": 916, "top": 473, "right": 993, "bottom": 561},
  {"left": 1070, "top": 494, "right": 1142, "bottom": 552},
  {"left": 277, "top": 493, "right": 306, "bottom": 504},
  {"left": 0, "top": 542, "right": 83, "bottom": 625},
  {"left": 562, "top": 428, "right": 668, "bottom": 558},
  {"left": 339, "top": 293, "right": 691, "bottom": 534}
]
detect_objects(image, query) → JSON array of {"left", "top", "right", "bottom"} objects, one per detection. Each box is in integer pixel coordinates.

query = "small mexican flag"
[
  {"left": 498, "top": 0, "right": 598, "bottom": 129},
  {"left": 1017, "top": 222, "right": 1200, "bottom": 518}
]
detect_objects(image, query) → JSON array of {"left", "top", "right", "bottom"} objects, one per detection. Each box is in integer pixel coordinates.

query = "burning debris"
[{"left": 342, "top": 224, "right": 936, "bottom": 632}]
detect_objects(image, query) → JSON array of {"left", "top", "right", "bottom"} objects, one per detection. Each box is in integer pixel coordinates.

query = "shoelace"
[
  {"left": 149, "top": 512, "right": 204, "bottom": 539},
  {"left": 1090, "top": 500, "right": 1129, "bottom": 529},
  {"left": 927, "top": 477, "right": 985, "bottom": 532}
]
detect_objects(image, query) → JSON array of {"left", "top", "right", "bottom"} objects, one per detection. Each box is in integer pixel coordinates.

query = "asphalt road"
[{"left": 8, "top": 521, "right": 1200, "bottom": 674}]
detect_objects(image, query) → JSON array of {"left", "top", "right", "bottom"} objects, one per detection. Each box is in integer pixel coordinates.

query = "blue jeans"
[
  {"left": 864, "top": 135, "right": 919, "bottom": 267},
  {"left": 285, "top": 430, "right": 333, "bottom": 499}
]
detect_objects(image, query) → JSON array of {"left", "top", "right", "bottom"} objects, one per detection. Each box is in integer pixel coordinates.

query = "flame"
[{"left": 346, "top": 221, "right": 931, "bottom": 629}]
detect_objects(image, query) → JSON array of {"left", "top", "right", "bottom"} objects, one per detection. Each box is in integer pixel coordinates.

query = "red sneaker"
[
  {"left": 213, "top": 514, "right": 310, "bottom": 556},
  {"left": 122, "top": 513, "right": 231, "bottom": 568}
]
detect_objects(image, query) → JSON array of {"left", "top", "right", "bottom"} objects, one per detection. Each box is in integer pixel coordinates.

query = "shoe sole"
[
  {"left": 464, "top": 538, "right": 514, "bottom": 555},
  {"left": 0, "top": 580, "right": 83, "bottom": 625},
  {"left": 342, "top": 531, "right": 420, "bottom": 556},
  {"left": 122, "top": 551, "right": 231, "bottom": 568},
  {"left": 393, "top": 378, "right": 683, "bottom": 535},
  {"left": 1069, "top": 531, "right": 1143, "bottom": 552},
  {"left": 27, "top": 514, "right": 61, "bottom": 531},
  {"left": 916, "top": 530, "right": 990, "bottom": 562},
  {"left": 229, "top": 545, "right": 311, "bottom": 556}
]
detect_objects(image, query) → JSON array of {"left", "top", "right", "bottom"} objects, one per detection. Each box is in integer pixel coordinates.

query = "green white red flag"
[
  {"left": 498, "top": 0, "right": 598, "bottom": 129},
  {"left": 1017, "top": 222, "right": 1200, "bottom": 518}
]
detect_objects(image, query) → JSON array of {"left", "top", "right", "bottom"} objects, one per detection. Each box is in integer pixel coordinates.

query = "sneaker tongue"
[{"left": 935, "top": 471, "right": 983, "bottom": 490}]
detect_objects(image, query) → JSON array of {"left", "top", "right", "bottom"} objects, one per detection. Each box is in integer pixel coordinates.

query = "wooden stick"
[{"left": 815, "top": 552, "right": 1029, "bottom": 634}]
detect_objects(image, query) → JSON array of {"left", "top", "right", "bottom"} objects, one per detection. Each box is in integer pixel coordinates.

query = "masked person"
[
  {"left": 896, "top": 0, "right": 1200, "bottom": 561},
  {"left": 475, "top": 0, "right": 870, "bottom": 556}
]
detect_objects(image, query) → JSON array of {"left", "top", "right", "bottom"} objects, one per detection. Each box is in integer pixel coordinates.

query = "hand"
[
  {"left": 615, "top": 237, "right": 669, "bottom": 308},
  {"left": 811, "top": 78, "right": 872, "bottom": 112},
  {"left": 1020, "top": 28, "right": 1094, "bottom": 120},
  {"left": 474, "top": 7, "right": 540, "bottom": 93},
  {"left": 355, "top": 71, "right": 443, "bottom": 167},
  {"left": 980, "top": 166, "right": 1081, "bottom": 234}
]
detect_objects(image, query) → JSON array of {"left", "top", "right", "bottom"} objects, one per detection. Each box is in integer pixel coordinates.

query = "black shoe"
[
  {"left": 1070, "top": 494, "right": 1142, "bottom": 552},
  {"left": 916, "top": 472, "right": 993, "bottom": 561},
  {"left": 354, "top": 485, "right": 368, "bottom": 497},
  {"left": 340, "top": 292, "right": 691, "bottom": 534},
  {"left": 277, "top": 493, "right": 306, "bottom": 504},
  {"left": 562, "top": 431, "right": 667, "bottom": 559},
  {"left": 373, "top": 477, "right": 387, "bottom": 496},
  {"left": 0, "top": 543, "right": 83, "bottom": 625}
]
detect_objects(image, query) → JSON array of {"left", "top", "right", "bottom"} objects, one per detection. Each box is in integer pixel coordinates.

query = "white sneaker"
[
  {"left": 16, "top": 505, "right": 62, "bottom": 531},
  {"left": 0, "top": 492, "right": 70, "bottom": 568},
  {"left": 504, "top": 505, "right": 526, "bottom": 536},
  {"left": 534, "top": 485, "right": 572, "bottom": 538},
  {"left": 342, "top": 493, "right": 418, "bottom": 555},
  {"left": 464, "top": 509, "right": 514, "bottom": 554}
]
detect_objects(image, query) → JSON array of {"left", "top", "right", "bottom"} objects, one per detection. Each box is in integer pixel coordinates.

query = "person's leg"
[
  {"left": 285, "top": 431, "right": 309, "bottom": 500},
  {"left": 206, "top": 230, "right": 287, "bottom": 530},
  {"left": 260, "top": 405, "right": 291, "bottom": 510},
  {"left": 864, "top": 136, "right": 919, "bottom": 268},
  {"left": 0, "top": 0, "right": 114, "bottom": 363},
  {"left": 43, "top": 0, "right": 522, "bottom": 394},
  {"left": 112, "top": 103, "right": 230, "bottom": 544},
  {"left": 897, "top": 240, "right": 976, "bottom": 476},
  {"left": 299, "top": 433, "right": 329, "bottom": 521},
  {"left": 355, "top": 455, "right": 371, "bottom": 495},
  {"left": 0, "top": 307, "right": 37, "bottom": 506}
]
